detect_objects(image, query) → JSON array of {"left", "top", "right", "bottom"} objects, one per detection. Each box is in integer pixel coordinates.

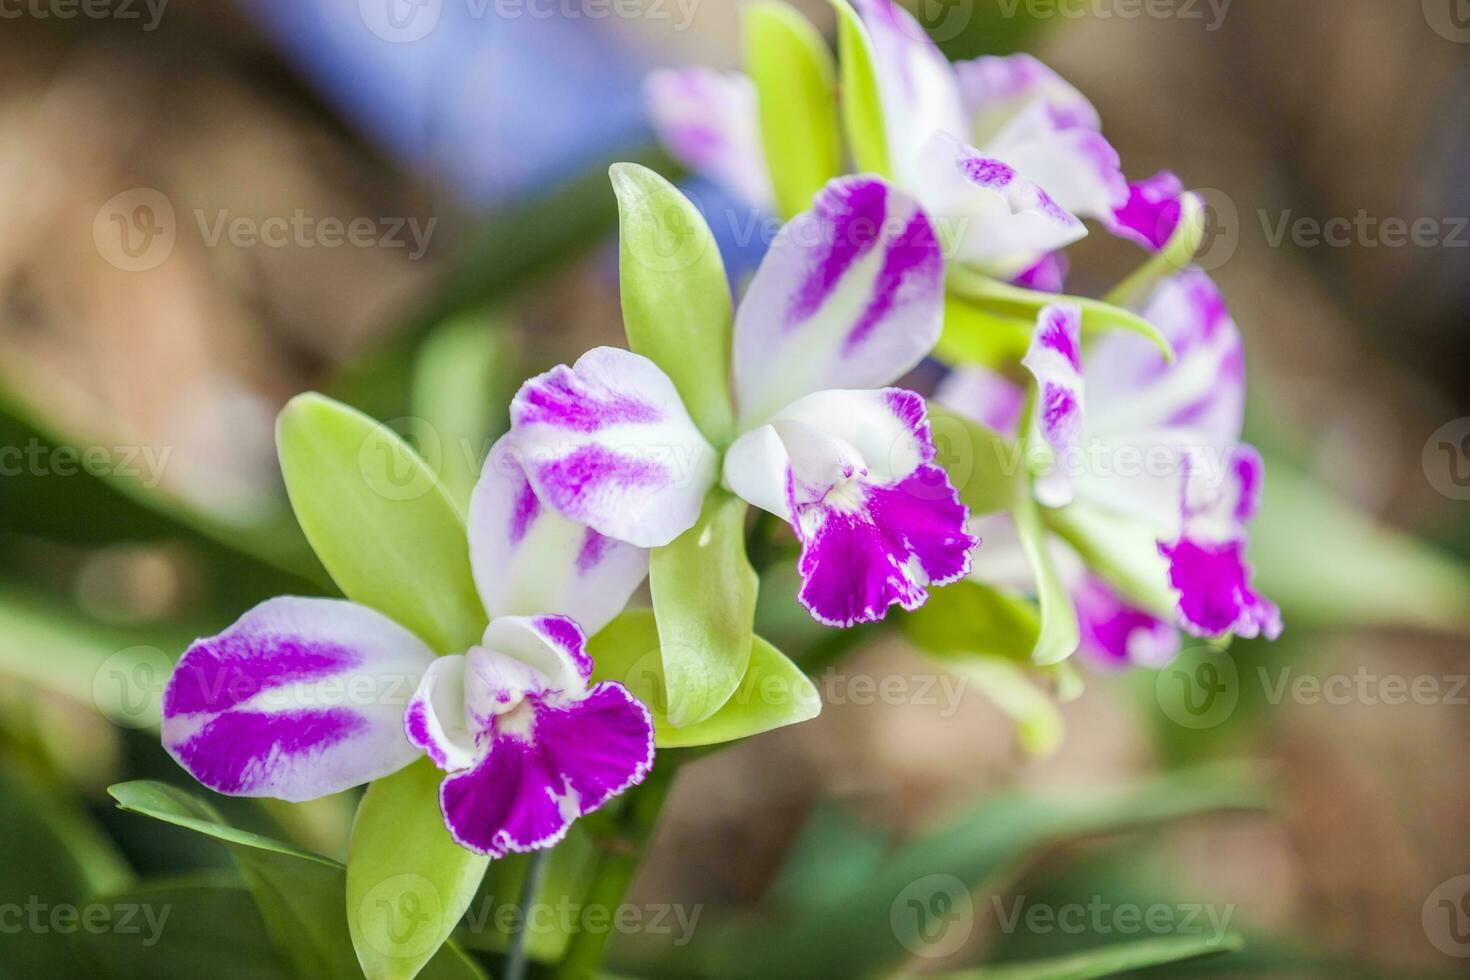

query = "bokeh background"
[{"left": 2, "top": 1, "right": 1469, "bottom": 977}]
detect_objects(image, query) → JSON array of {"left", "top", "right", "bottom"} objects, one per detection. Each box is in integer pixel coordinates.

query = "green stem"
[
  {"left": 503, "top": 847, "right": 549, "bottom": 980},
  {"left": 552, "top": 758, "right": 680, "bottom": 980}
]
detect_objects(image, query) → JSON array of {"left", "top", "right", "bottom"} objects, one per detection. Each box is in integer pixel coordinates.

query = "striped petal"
[
  {"left": 645, "top": 67, "right": 774, "bottom": 213},
  {"left": 509, "top": 347, "right": 718, "bottom": 548},
  {"left": 915, "top": 131, "right": 1086, "bottom": 279},
  {"left": 1022, "top": 304, "right": 1085, "bottom": 508},
  {"left": 469, "top": 435, "right": 648, "bottom": 636},
  {"left": 732, "top": 176, "right": 944, "bottom": 426},
  {"left": 438, "top": 683, "right": 654, "bottom": 857},
  {"left": 954, "top": 53, "right": 1101, "bottom": 144},
  {"left": 162, "top": 597, "right": 435, "bottom": 802},
  {"left": 850, "top": 0, "right": 968, "bottom": 189}
]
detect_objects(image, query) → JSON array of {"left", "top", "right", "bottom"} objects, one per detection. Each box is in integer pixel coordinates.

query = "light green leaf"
[
  {"left": 410, "top": 312, "right": 518, "bottom": 513},
  {"left": 948, "top": 267, "right": 1175, "bottom": 362},
  {"left": 347, "top": 760, "right": 491, "bottom": 980},
  {"left": 745, "top": 2, "right": 842, "bottom": 218},
  {"left": 648, "top": 490, "right": 760, "bottom": 727},
  {"left": 1013, "top": 482, "right": 1078, "bottom": 667},
  {"left": 276, "top": 393, "right": 486, "bottom": 654},
  {"left": 1251, "top": 455, "right": 1470, "bottom": 633},
  {"left": 927, "top": 406, "right": 1023, "bottom": 518},
  {"left": 944, "top": 933, "right": 1244, "bottom": 980},
  {"left": 900, "top": 580, "right": 1038, "bottom": 663},
  {"left": 1045, "top": 503, "right": 1176, "bottom": 619},
  {"left": 590, "top": 609, "right": 819, "bottom": 747},
  {"left": 936, "top": 293, "right": 1034, "bottom": 369},
  {"left": 609, "top": 163, "right": 735, "bottom": 445},
  {"left": 109, "top": 780, "right": 487, "bottom": 980},
  {"left": 79, "top": 876, "right": 294, "bottom": 980},
  {"left": 1104, "top": 191, "right": 1206, "bottom": 309},
  {"left": 831, "top": 0, "right": 890, "bottom": 177}
]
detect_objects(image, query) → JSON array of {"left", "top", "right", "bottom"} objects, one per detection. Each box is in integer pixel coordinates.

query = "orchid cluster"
[{"left": 156, "top": 2, "right": 1278, "bottom": 975}]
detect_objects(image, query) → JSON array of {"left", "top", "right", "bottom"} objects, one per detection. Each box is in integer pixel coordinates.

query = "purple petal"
[
  {"left": 1013, "top": 252, "right": 1069, "bottom": 293},
  {"left": 795, "top": 463, "right": 977, "bottom": 627},
  {"left": 509, "top": 347, "right": 717, "bottom": 548},
  {"left": 915, "top": 132, "right": 1086, "bottom": 278},
  {"left": 983, "top": 102, "right": 1128, "bottom": 221},
  {"left": 438, "top": 684, "right": 654, "bottom": 857},
  {"left": 1160, "top": 536, "right": 1281, "bottom": 641},
  {"left": 162, "top": 597, "right": 435, "bottom": 802},
  {"left": 732, "top": 176, "right": 945, "bottom": 425},
  {"left": 1073, "top": 575, "right": 1180, "bottom": 669},
  {"left": 1022, "top": 304, "right": 1085, "bottom": 508},
  {"left": 645, "top": 68, "right": 773, "bottom": 213},
  {"left": 469, "top": 435, "right": 648, "bottom": 635},
  {"left": 1107, "top": 170, "right": 1185, "bottom": 251}
]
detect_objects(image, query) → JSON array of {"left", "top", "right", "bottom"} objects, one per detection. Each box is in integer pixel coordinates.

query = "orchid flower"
[
  {"left": 507, "top": 172, "right": 977, "bottom": 629},
  {"left": 160, "top": 434, "right": 655, "bottom": 857},
  {"left": 938, "top": 270, "right": 1281, "bottom": 664},
  {"left": 647, "top": 0, "right": 1161, "bottom": 281}
]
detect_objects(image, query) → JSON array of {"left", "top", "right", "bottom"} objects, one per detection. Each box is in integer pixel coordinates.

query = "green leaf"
[
  {"left": 1104, "top": 191, "right": 1206, "bottom": 309},
  {"left": 109, "top": 780, "right": 487, "bottom": 980},
  {"left": 948, "top": 267, "right": 1176, "bottom": 362},
  {"left": 647, "top": 490, "right": 760, "bottom": 727},
  {"left": 1045, "top": 503, "right": 1176, "bottom": 619},
  {"left": 276, "top": 393, "right": 486, "bottom": 654},
  {"left": 409, "top": 312, "right": 518, "bottom": 513},
  {"left": 347, "top": 760, "right": 491, "bottom": 980},
  {"left": 947, "top": 933, "right": 1244, "bottom": 980},
  {"left": 610, "top": 163, "right": 736, "bottom": 445},
  {"left": 1250, "top": 455, "right": 1470, "bottom": 633},
  {"left": 831, "top": 0, "right": 890, "bottom": 177},
  {"left": 590, "top": 609, "right": 819, "bottom": 747},
  {"left": 936, "top": 293, "right": 1034, "bottom": 370},
  {"left": 764, "top": 804, "right": 889, "bottom": 912},
  {"left": 745, "top": 2, "right": 842, "bottom": 218},
  {"left": 1012, "top": 476, "right": 1078, "bottom": 666},
  {"left": 707, "top": 763, "right": 1267, "bottom": 980},
  {"left": 928, "top": 406, "right": 1023, "bottom": 518},
  {"left": 79, "top": 876, "right": 294, "bottom": 980},
  {"left": 900, "top": 580, "right": 1038, "bottom": 662}
]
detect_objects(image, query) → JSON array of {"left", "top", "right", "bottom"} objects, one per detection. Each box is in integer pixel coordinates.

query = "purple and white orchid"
[
  {"left": 647, "top": 0, "right": 1157, "bottom": 279},
  {"left": 940, "top": 270, "right": 1281, "bottom": 665},
  {"left": 161, "top": 437, "right": 656, "bottom": 857},
  {"left": 507, "top": 174, "right": 978, "bottom": 629}
]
